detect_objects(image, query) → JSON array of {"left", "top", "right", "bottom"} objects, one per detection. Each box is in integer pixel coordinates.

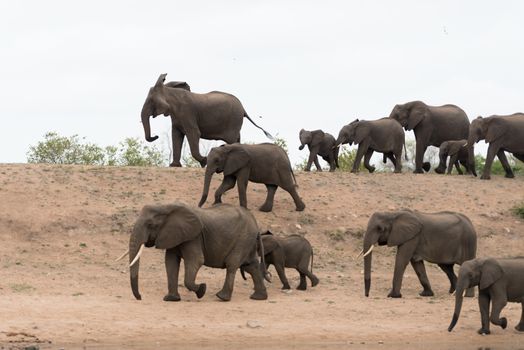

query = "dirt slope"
[{"left": 1, "top": 164, "right": 523, "bottom": 349}]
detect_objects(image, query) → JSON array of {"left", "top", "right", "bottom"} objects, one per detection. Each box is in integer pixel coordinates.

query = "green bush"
[
  {"left": 474, "top": 154, "right": 523, "bottom": 175},
  {"left": 27, "top": 132, "right": 168, "bottom": 167},
  {"left": 273, "top": 135, "right": 288, "bottom": 154},
  {"left": 512, "top": 203, "right": 524, "bottom": 219}
]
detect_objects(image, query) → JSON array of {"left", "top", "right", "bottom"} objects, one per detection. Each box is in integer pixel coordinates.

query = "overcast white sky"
[{"left": 1, "top": 1, "right": 523, "bottom": 165}]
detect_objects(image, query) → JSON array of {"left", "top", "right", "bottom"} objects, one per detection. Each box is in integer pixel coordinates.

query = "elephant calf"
[
  {"left": 435, "top": 139, "right": 471, "bottom": 175},
  {"left": 449, "top": 257, "right": 524, "bottom": 335},
  {"left": 298, "top": 129, "right": 339, "bottom": 172}
]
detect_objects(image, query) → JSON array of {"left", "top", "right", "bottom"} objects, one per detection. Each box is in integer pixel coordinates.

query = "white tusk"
[
  {"left": 462, "top": 142, "right": 468, "bottom": 148},
  {"left": 115, "top": 249, "right": 129, "bottom": 262},
  {"left": 462, "top": 289, "right": 467, "bottom": 297},
  {"left": 354, "top": 249, "right": 364, "bottom": 260},
  {"left": 129, "top": 244, "right": 145, "bottom": 267},
  {"left": 362, "top": 245, "right": 374, "bottom": 258}
]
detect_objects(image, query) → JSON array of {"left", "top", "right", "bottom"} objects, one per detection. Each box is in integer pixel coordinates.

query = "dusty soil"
[{"left": 1, "top": 164, "right": 524, "bottom": 349}]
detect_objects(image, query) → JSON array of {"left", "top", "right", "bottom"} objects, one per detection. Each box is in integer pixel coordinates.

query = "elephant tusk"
[
  {"left": 115, "top": 249, "right": 129, "bottom": 262},
  {"left": 354, "top": 249, "right": 364, "bottom": 260},
  {"left": 462, "top": 289, "right": 467, "bottom": 297},
  {"left": 462, "top": 142, "right": 468, "bottom": 148},
  {"left": 362, "top": 245, "right": 374, "bottom": 258},
  {"left": 129, "top": 244, "right": 145, "bottom": 267}
]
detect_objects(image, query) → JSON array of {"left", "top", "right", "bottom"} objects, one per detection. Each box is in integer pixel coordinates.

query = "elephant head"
[
  {"left": 389, "top": 101, "right": 427, "bottom": 131},
  {"left": 448, "top": 258, "right": 503, "bottom": 332},
  {"left": 124, "top": 203, "right": 203, "bottom": 300},
  {"left": 141, "top": 74, "right": 191, "bottom": 143},
  {"left": 198, "top": 144, "right": 250, "bottom": 207},
  {"left": 334, "top": 119, "right": 360, "bottom": 147},
  {"left": 360, "top": 211, "right": 422, "bottom": 297},
  {"left": 298, "top": 129, "right": 325, "bottom": 150}
]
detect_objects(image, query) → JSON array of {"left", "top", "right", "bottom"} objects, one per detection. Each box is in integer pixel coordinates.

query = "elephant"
[
  {"left": 359, "top": 209, "right": 477, "bottom": 298},
  {"left": 117, "top": 202, "right": 268, "bottom": 302},
  {"left": 140, "top": 74, "right": 272, "bottom": 167},
  {"left": 434, "top": 139, "right": 471, "bottom": 175},
  {"left": 334, "top": 118, "right": 406, "bottom": 173},
  {"left": 198, "top": 143, "right": 305, "bottom": 212},
  {"left": 448, "top": 257, "right": 524, "bottom": 335},
  {"left": 466, "top": 113, "right": 524, "bottom": 180},
  {"left": 241, "top": 231, "right": 319, "bottom": 290},
  {"left": 389, "top": 101, "right": 469, "bottom": 173},
  {"left": 298, "top": 129, "right": 339, "bottom": 172}
]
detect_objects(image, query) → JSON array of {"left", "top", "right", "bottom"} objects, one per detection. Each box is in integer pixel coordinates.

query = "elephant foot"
[
  {"left": 296, "top": 284, "right": 307, "bottom": 291},
  {"left": 199, "top": 157, "right": 207, "bottom": 168},
  {"left": 367, "top": 166, "right": 376, "bottom": 173},
  {"left": 216, "top": 290, "right": 232, "bottom": 302},
  {"left": 311, "top": 276, "right": 319, "bottom": 287},
  {"left": 250, "top": 290, "right": 268, "bottom": 300},
  {"left": 387, "top": 291, "right": 402, "bottom": 298},
  {"left": 163, "top": 293, "right": 181, "bottom": 302},
  {"left": 422, "top": 162, "right": 431, "bottom": 172},
  {"left": 394, "top": 169, "right": 402, "bottom": 174},
  {"left": 498, "top": 317, "right": 508, "bottom": 329},
  {"left": 505, "top": 173, "right": 515, "bottom": 179},
  {"left": 419, "top": 289, "right": 434, "bottom": 297},
  {"left": 350, "top": 169, "right": 359, "bottom": 174},
  {"left": 169, "top": 162, "right": 182, "bottom": 167},
  {"left": 448, "top": 285, "right": 455, "bottom": 294},
  {"left": 281, "top": 284, "right": 291, "bottom": 290},
  {"left": 435, "top": 168, "right": 445, "bottom": 174},
  {"left": 480, "top": 174, "right": 491, "bottom": 180},
  {"left": 329, "top": 168, "right": 335, "bottom": 172},
  {"left": 195, "top": 283, "right": 206, "bottom": 299},
  {"left": 477, "top": 328, "right": 490, "bottom": 335},
  {"left": 304, "top": 168, "right": 311, "bottom": 172},
  {"left": 259, "top": 203, "right": 273, "bottom": 212},
  {"left": 514, "top": 323, "right": 524, "bottom": 332},
  {"left": 413, "top": 169, "right": 424, "bottom": 174},
  {"left": 295, "top": 202, "right": 306, "bottom": 212},
  {"left": 213, "top": 199, "right": 222, "bottom": 205}
]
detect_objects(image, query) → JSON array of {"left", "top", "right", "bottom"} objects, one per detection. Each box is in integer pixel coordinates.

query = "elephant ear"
[
  {"left": 407, "top": 107, "right": 427, "bottom": 131},
  {"left": 387, "top": 211, "right": 422, "bottom": 247},
  {"left": 485, "top": 118, "right": 505, "bottom": 143},
  {"left": 165, "top": 81, "right": 191, "bottom": 91},
  {"left": 310, "top": 130, "right": 325, "bottom": 147},
  {"left": 224, "top": 146, "right": 250, "bottom": 176},
  {"left": 155, "top": 73, "right": 167, "bottom": 87},
  {"left": 261, "top": 234, "right": 279, "bottom": 255},
  {"left": 155, "top": 204, "right": 203, "bottom": 249},
  {"left": 353, "top": 122, "right": 369, "bottom": 144},
  {"left": 479, "top": 258, "right": 504, "bottom": 290}
]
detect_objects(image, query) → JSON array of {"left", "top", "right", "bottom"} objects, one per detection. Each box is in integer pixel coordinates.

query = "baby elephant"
[
  {"left": 299, "top": 129, "right": 339, "bottom": 172},
  {"left": 449, "top": 257, "right": 524, "bottom": 335},
  {"left": 435, "top": 139, "right": 471, "bottom": 175},
  {"left": 242, "top": 231, "right": 319, "bottom": 290}
]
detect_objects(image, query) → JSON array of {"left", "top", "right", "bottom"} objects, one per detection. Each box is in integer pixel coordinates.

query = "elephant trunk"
[
  {"left": 141, "top": 106, "right": 159, "bottom": 143},
  {"left": 363, "top": 235, "right": 375, "bottom": 297},
  {"left": 435, "top": 151, "right": 447, "bottom": 174},
  {"left": 466, "top": 134, "right": 477, "bottom": 176},
  {"left": 198, "top": 166, "right": 214, "bottom": 207},
  {"left": 448, "top": 281, "right": 467, "bottom": 331},
  {"left": 129, "top": 234, "right": 144, "bottom": 300}
]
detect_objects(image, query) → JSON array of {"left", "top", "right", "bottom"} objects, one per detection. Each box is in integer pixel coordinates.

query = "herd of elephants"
[{"left": 114, "top": 74, "right": 524, "bottom": 336}]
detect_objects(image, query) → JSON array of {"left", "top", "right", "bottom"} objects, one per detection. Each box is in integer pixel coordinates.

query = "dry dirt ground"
[{"left": 1, "top": 164, "right": 524, "bottom": 349}]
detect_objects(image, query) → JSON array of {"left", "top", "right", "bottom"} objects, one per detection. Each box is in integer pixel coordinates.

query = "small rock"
[
  {"left": 378, "top": 340, "right": 384, "bottom": 344},
  {"left": 295, "top": 224, "right": 302, "bottom": 230},
  {"left": 246, "top": 320, "right": 262, "bottom": 329},
  {"left": 504, "top": 227, "right": 511, "bottom": 233}
]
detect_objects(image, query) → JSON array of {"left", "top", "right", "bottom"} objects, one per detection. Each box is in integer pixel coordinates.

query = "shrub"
[
  {"left": 474, "top": 154, "right": 523, "bottom": 176},
  {"left": 512, "top": 203, "right": 524, "bottom": 219}
]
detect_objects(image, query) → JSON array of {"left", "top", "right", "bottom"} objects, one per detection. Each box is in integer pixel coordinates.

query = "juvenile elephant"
[
  {"left": 359, "top": 209, "right": 477, "bottom": 298},
  {"left": 389, "top": 101, "right": 469, "bottom": 173},
  {"left": 117, "top": 203, "right": 268, "bottom": 302},
  {"left": 198, "top": 143, "right": 305, "bottom": 212},
  {"left": 334, "top": 118, "right": 406, "bottom": 173},
  {"left": 448, "top": 257, "right": 524, "bottom": 335},
  {"left": 245, "top": 231, "right": 319, "bottom": 290},
  {"left": 435, "top": 139, "right": 471, "bottom": 175},
  {"left": 141, "top": 74, "right": 272, "bottom": 167},
  {"left": 298, "top": 129, "right": 339, "bottom": 172},
  {"left": 466, "top": 113, "right": 524, "bottom": 179}
]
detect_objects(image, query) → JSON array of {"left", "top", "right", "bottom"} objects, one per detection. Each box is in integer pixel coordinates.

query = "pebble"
[{"left": 246, "top": 320, "right": 262, "bottom": 329}]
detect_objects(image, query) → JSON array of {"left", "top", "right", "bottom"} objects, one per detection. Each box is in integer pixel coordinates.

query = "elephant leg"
[
  {"left": 447, "top": 154, "right": 459, "bottom": 175},
  {"left": 185, "top": 129, "right": 207, "bottom": 167},
  {"left": 313, "top": 157, "right": 323, "bottom": 172},
  {"left": 242, "top": 260, "right": 268, "bottom": 300},
  {"left": 515, "top": 300, "right": 524, "bottom": 331},
  {"left": 297, "top": 270, "right": 308, "bottom": 290},
  {"left": 274, "top": 262, "right": 291, "bottom": 290},
  {"left": 214, "top": 176, "right": 236, "bottom": 204},
  {"left": 363, "top": 149, "right": 375, "bottom": 173},
  {"left": 390, "top": 151, "right": 402, "bottom": 173},
  {"left": 489, "top": 290, "right": 508, "bottom": 330},
  {"left": 327, "top": 154, "right": 336, "bottom": 172},
  {"left": 170, "top": 127, "right": 184, "bottom": 167},
  {"left": 496, "top": 149, "right": 515, "bottom": 178},
  {"left": 163, "top": 249, "right": 181, "bottom": 301},
  {"left": 235, "top": 168, "right": 250, "bottom": 208},
  {"left": 281, "top": 181, "right": 305, "bottom": 211},
  {"left": 216, "top": 267, "right": 237, "bottom": 301},
  {"left": 437, "top": 263, "right": 457, "bottom": 294},
  {"left": 414, "top": 142, "right": 427, "bottom": 173},
  {"left": 481, "top": 143, "right": 500, "bottom": 180},
  {"left": 478, "top": 291, "right": 491, "bottom": 334},
  {"left": 183, "top": 254, "right": 206, "bottom": 299},
  {"left": 305, "top": 151, "right": 316, "bottom": 171},
  {"left": 351, "top": 143, "right": 368, "bottom": 173},
  {"left": 410, "top": 260, "right": 434, "bottom": 296},
  {"left": 260, "top": 184, "right": 277, "bottom": 212},
  {"left": 388, "top": 239, "right": 417, "bottom": 298}
]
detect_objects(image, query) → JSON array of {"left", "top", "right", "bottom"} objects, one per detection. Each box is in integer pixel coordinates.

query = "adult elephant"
[
  {"left": 359, "top": 209, "right": 477, "bottom": 298},
  {"left": 116, "top": 203, "right": 268, "bottom": 302},
  {"left": 140, "top": 74, "right": 272, "bottom": 167},
  {"left": 435, "top": 139, "right": 471, "bottom": 175},
  {"left": 334, "top": 118, "right": 406, "bottom": 173},
  {"left": 449, "top": 257, "right": 524, "bottom": 335},
  {"left": 466, "top": 113, "right": 524, "bottom": 180},
  {"left": 198, "top": 143, "right": 305, "bottom": 212},
  {"left": 298, "top": 129, "right": 339, "bottom": 172},
  {"left": 389, "top": 101, "right": 470, "bottom": 173}
]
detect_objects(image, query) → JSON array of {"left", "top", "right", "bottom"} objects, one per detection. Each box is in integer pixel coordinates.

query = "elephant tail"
[
  {"left": 290, "top": 167, "right": 299, "bottom": 188},
  {"left": 240, "top": 266, "right": 247, "bottom": 280},
  {"left": 244, "top": 113, "right": 274, "bottom": 140},
  {"left": 403, "top": 142, "right": 408, "bottom": 161},
  {"left": 334, "top": 146, "right": 340, "bottom": 168},
  {"left": 310, "top": 248, "right": 314, "bottom": 274}
]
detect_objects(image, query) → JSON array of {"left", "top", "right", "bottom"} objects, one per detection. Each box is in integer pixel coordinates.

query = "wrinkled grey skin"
[
  {"left": 141, "top": 74, "right": 272, "bottom": 167},
  {"left": 298, "top": 129, "right": 339, "bottom": 172},
  {"left": 199, "top": 143, "right": 305, "bottom": 212},
  {"left": 435, "top": 139, "right": 471, "bottom": 175},
  {"left": 363, "top": 210, "right": 477, "bottom": 298},
  {"left": 467, "top": 113, "right": 524, "bottom": 180},
  {"left": 389, "top": 101, "right": 469, "bottom": 173},
  {"left": 334, "top": 118, "right": 405, "bottom": 173},
  {"left": 128, "top": 202, "right": 268, "bottom": 302},
  {"left": 254, "top": 231, "right": 319, "bottom": 290},
  {"left": 449, "top": 258, "right": 524, "bottom": 335}
]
